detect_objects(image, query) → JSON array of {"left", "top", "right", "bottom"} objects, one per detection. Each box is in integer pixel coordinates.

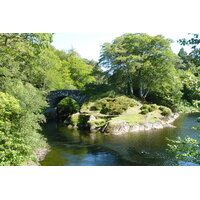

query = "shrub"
[
  {"left": 141, "top": 104, "right": 151, "bottom": 110},
  {"left": 149, "top": 104, "right": 157, "bottom": 111},
  {"left": 159, "top": 106, "right": 172, "bottom": 116},
  {"left": 140, "top": 109, "right": 149, "bottom": 115},
  {"left": 140, "top": 104, "right": 157, "bottom": 112},
  {"left": 70, "top": 113, "right": 80, "bottom": 126},
  {"left": 0, "top": 81, "right": 47, "bottom": 166},
  {"left": 93, "top": 96, "right": 135, "bottom": 115},
  {"left": 57, "top": 98, "right": 80, "bottom": 116}
]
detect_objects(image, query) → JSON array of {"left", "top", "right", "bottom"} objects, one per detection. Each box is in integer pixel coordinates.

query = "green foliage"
[
  {"left": 168, "top": 114, "right": 200, "bottom": 165},
  {"left": 167, "top": 136, "right": 200, "bottom": 164},
  {"left": 93, "top": 96, "right": 135, "bottom": 115},
  {"left": 159, "top": 106, "right": 172, "bottom": 116},
  {"left": 140, "top": 104, "right": 158, "bottom": 114},
  {"left": 179, "top": 70, "right": 200, "bottom": 104},
  {"left": 70, "top": 113, "right": 80, "bottom": 126},
  {"left": 57, "top": 98, "right": 80, "bottom": 116},
  {"left": 0, "top": 33, "right": 55, "bottom": 165},
  {"left": 56, "top": 51, "right": 96, "bottom": 90},
  {"left": 0, "top": 92, "right": 46, "bottom": 166},
  {"left": 99, "top": 33, "right": 182, "bottom": 107},
  {"left": 140, "top": 109, "right": 149, "bottom": 115}
]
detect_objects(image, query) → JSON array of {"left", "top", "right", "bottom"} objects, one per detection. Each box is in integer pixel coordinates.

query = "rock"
[
  {"left": 104, "top": 112, "right": 180, "bottom": 135},
  {"left": 152, "top": 121, "right": 163, "bottom": 129},
  {"left": 90, "top": 124, "right": 97, "bottom": 132},
  {"left": 89, "top": 115, "right": 96, "bottom": 121},
  {"left": 166, "top": 124, "right": 176, "bottom": 128},
  {"left": 106, "top": 120, "right": 130, "bottom": 135},
  {"left": 73, "top": 125, "right": 78, "bottom": 129},
  {"left": 68, "top": 125, "right": 73, "bottom": 129},
  {"left": 139, "top": 125, "right": 145, "bottom": 131},
  {"left": 129, "top": 124, "right": 140, "bottom": 132},
  {"left": 144, "top": 122, "right": 153, "bottom": 130}
]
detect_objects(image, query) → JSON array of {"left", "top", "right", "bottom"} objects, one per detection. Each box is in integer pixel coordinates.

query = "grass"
[
  {"left": 109, "top": 106, "right": 161, "bottom": 125},
  {"left": 80, "top": 96, "right": 166, "bottom": 128},
  {"left": 111, "top": 113, "right": 145, "bottom": 125}
]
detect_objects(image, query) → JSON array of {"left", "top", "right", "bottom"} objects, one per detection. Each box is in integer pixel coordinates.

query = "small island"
[{"left": 66, "top": 96, "right": 180, "bottom": 135}]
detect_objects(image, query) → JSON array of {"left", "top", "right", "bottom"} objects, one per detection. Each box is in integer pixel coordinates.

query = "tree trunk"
[
  {"left": 144, "top": 88, "right": 150, "bottom": 99},
  {"left": 139, "top": 78, "right": 143, "bottom": 98},
  {"left": 128, "top": 73, "right": 134, "bottom": 95},
  {"left": 4, "top": 37, "right": 8, "bottom": 46}
]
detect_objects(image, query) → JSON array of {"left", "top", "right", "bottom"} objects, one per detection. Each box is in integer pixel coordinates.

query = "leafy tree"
[
  {"left": 179, "top": 71, "right": 200, "bottom": 104},
  {"left": 178, "top": 33, "right": 200, "bottom": 72},
  {"left": 55, "top": 50, "right": 96, "bottom": 89},
  {"left": 0, "top": 33, "right": 53, "bottom": 83},
  {"left": 0, "top": 90, "right": 46, "bottom": 166},
  {"left": 167, "top": 33, "right": 200, "bottom": 165},
  {"left": 99, "top": 33, "right": 182, "bottom": 106}
]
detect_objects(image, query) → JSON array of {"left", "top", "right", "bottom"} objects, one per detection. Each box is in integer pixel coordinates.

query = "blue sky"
[{"left": 52, "top": 33, "right": 192, "bottom": 61}]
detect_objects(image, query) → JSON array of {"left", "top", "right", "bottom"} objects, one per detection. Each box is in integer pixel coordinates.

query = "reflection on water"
[{"left": 40, "top": 113, "right": 200, "bottom": 166}]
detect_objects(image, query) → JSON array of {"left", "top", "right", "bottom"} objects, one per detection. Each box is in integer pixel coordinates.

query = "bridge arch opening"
[
  {"left": 57, "top": 97, "right": 80, "bottom": 119},
  {"left": 46, "top": 90, "right": 87, "bottom": 120}
]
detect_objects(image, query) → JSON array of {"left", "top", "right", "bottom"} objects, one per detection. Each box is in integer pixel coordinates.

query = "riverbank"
[
  {"left": 27, "top": 145, "right": 50, "bottom": 166},
  {"left": 105, "top": 112, "right": 179, "bottom": 135}
]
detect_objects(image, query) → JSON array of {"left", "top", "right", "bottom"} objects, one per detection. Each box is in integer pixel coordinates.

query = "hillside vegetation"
[{"left": 1, "top": 33, "right": 200, "bottom": 165}]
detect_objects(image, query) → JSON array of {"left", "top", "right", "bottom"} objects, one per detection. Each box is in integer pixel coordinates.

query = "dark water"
[{"left": 40, "top": 113, "right": 200, "bottom": 166}]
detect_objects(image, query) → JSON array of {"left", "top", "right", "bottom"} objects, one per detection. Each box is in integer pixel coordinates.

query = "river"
[{"left": 40, "top": 113, "right": 200, "bottom": 166}]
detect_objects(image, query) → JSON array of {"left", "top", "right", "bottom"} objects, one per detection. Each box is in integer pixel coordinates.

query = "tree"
[
  {"left": 178, "top": 33, "right": 200, "bottom": 71},
  {"left": 167, "top": 34, "right": 200, "bottom": 165},
  {"left": 55, "top": 49, "right": 96, "bottom": 89},
  {"left": 99, "top": 33, "right": 182, "bottom": 105}
]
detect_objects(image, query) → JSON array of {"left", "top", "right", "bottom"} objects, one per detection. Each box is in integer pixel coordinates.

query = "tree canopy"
[{"left": 99, "top": 33, "right": 183, "bottom": 107}]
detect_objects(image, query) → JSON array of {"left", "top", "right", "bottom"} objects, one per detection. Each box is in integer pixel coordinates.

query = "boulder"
[
  {"left": 89, "top": 115, "right": 96, "bottom": 121},
  {"left": 152, "top": 121, "right": 163, "bottom": 129},
  {"left": 129, "top": 124, "right": 140, "bottom": 132},
  {"left": 106, "top": 120, "right": 130, "bottom": 135},
  {"left": 139, "top": 125, "right": 145, "bottom": 131},
  {"left": 143, "top": 122, "right": 153, "bottom": 131}
]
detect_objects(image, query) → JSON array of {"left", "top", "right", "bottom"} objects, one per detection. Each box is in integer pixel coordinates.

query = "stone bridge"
[
  {"left": 46, "top": 90, "right": 87, "bottom": 119},
  {"left": 47, "top": 90, "right": 87, "bottom": 107}
]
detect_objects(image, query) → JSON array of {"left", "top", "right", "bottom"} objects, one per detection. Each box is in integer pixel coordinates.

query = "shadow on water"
[{"left": 40, "top": 113, "right": 200, "bottom": 166}]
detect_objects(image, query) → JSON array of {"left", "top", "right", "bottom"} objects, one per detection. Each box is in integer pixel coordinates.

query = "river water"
[{"left": 40, "top": 113, "right": 200, "bottom": 166}]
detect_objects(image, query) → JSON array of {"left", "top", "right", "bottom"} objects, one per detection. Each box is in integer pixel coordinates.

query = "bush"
[
  {"left": 140, "top": 109, "right": 149, "bottom": 115},
  {"left": 149, "top": 104, "right": 157, "bottom": 111},
  {"left": 141, "top": 104, "right": 151, "bottom": 110},
  {"left": 0, "top": 81, "right": 47, "bottom": 166},
  {"left": 70, "top": 113, "right": 80, "bottom": 126},
  {"left": 93, "top": 96, "right": 136, "bottom": 115},
  {"left": 159, "top": 106, "right": 172, "bottom": 116},
  {"left": 140, "top": 104, "right": 157, "bottom": 113},
  {"left": 57, "top": 97, "right": 80, "bottom": 116}
]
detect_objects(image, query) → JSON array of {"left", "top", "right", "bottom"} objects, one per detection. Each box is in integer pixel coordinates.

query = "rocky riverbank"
[
  {"left": 104, "top": 113, "right": 179, "bottom": 135},
  {"left": 27, "top": 145, "right": 50, "bottom": 166},
  {"left": 64, "top": 96, "right": 181, "bottom": 135}
]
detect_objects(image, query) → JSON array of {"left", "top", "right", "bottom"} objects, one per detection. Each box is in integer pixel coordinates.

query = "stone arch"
[
  {"left": 46, "top": 90, "right": 87, "bottom": 119},
  {"left": 47, "top": 90, "right": 87, "bottom": 108}
]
